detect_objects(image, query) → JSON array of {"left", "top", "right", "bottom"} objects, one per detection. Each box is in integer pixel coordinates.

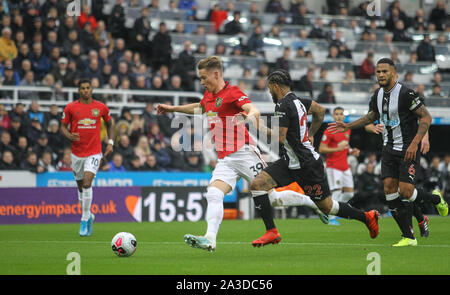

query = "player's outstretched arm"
[
  {"left": 328, "top": 110, "right": 379, "bottom": 134},
  {"left": 308, "top": 101, "right": 325, "bottom": 138},
  {"left": 157, "top": 102, "right": 204, "bottom": 115},
  {"left": 241, "top": 103, "right": 261, "bottom": 129}
]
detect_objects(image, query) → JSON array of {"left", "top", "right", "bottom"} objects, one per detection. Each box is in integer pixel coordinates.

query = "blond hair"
[{"left": 197, "top": 55, "right": 223, "bottom": 73}]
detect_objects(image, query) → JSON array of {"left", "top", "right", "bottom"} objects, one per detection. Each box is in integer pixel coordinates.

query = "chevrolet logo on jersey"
[
  {"left": 77, "top": 118, "right": 97, "bottom": 129},
  {"left": 206, "top": 111, "right": 218, "bottom": 117}
]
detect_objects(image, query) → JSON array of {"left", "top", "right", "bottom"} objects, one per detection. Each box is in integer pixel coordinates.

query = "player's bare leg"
[
  {"left": 315, "top": 196, "right": 379, "bottom": 239},
  {"left": 184, "top": 180, "right": 230, "bottom": 252},
  {"left": 250, "top": 171, "right": 281, "bottom": 247}
]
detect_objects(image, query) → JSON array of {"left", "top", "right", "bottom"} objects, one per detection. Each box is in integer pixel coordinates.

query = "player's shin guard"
[
  {"left": 387, "top": 193, "right": 414, "bottom": 239},
  {"left": 205, "top": 187, "right": 225, "bottom": 243},
  {"left": 408, "top": 188, "right": 441, "bottom": 205},
  {"left": 332, "top": 200, "right": 366, "bottom": 223},
  {"left": 81, "top": 187, "right": 93, "bottom": 221},
  {"left": 251, "top": 190, "right": 276, "bottom": 230}
]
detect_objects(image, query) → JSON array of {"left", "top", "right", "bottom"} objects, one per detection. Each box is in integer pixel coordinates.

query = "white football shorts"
[
  {"left": 71, "top": 153, "right": 103, "bottom": 181},
  {"left": 326, "top": 167, "right": 354, "bottom": 191},
  {"left": 210, "top": 145, "right": 267, "bottom": 190}
]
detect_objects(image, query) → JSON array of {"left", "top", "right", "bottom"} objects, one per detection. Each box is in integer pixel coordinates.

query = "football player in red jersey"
[
  {"left": 319, "top": 107, "right": 360, "bottom": 225},
  {"left": 60, "top": 78, "right": 114, "bottom": 236},
  {"left": 157, "top": 56, "right": 286, "bottom": 251}
]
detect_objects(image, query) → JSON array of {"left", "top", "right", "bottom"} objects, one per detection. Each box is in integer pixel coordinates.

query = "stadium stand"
[{"left": 0, "top": 0, "right": 449, "bottom": 207}]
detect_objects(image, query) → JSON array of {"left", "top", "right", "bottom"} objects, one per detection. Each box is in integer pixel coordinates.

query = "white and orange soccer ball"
[{"left": 111, "top": 232, "right": 137, "bottom": 257}]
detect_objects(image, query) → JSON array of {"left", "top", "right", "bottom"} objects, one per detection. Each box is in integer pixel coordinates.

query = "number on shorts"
[
  {"left": 249, "top": 162, "right": 264, "bottom": 177},
  {"left": 91, "top": 157, "right": 100, "bottom": 167},
  {"left": 304, "top": 184, "right": 323, "bottom": 197}
]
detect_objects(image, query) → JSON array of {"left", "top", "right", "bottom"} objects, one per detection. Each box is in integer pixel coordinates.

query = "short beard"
[{"left": 271, "top": 93, "right": 278, "bottom": 104}]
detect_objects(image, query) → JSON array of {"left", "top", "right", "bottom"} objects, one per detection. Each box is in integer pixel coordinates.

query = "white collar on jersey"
[{"left": 383, "top": 80, "right": 399, "bottom": 94}]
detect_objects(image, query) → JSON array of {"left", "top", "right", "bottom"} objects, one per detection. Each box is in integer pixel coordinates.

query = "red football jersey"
[
  {"left": 200, "top": 82, "right": 253, "bottom": 159},
  {"left": 61, "top": 99, "right": 111, "bottom": 157},
  {"left": 321, "top": 129, "right": 351, "bottom": 171}
]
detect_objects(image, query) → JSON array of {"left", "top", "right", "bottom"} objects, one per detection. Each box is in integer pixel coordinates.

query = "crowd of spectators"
[{"left": 0, "top": 0, "right": 448, "bottom": 176}]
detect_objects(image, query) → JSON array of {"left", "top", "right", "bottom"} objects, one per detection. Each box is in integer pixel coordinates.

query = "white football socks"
[
  {"left": 268, "top": 189, "right": 319, "bottom": 210},
  {"left": 204, "top": 186, "right": 224, "bottom": 244},
  {"left": 81, "top": 187, "right": 93, "bottom": 221}
]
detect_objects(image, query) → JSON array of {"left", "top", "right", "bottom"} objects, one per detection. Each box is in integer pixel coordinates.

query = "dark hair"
[
  {"left": 333, "top": 106, "right": 344, "bottom": 113},
  {"left": 377, "top": 57, "right": 396, "bottom": 70},
  {"left": 78, "top": 78, "right": 91, "bottom": 87},
  {"left": 267, "top": 69, "right": 292, "bottom": 88}
]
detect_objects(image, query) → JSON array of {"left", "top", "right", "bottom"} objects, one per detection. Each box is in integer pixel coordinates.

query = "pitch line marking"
[{"left": 3, "top": 240, "right": 450, "bottom": 248}]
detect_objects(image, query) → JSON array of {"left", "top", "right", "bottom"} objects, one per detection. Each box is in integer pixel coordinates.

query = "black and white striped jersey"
[
  {"left": 369, "top": 82, "right": 424, "bottom": 155},
  {"left": 275, "top": 92, "right": 320, "bottom": 169}
]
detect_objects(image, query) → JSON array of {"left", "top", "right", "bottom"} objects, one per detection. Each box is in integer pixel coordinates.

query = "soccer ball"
[{"left": 111, "top": 232, "right": 137, "bottom": 257}]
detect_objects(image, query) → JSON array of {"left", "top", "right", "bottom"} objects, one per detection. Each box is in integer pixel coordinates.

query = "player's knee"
[
  {"left": 398, "top": 185, "right": 414, "bottom": 198},
  {"left": 250, "top": 178, "right": 264, "bottom": 191},
  {"left": 206, "top": 186, "right": 224, "bottom": 203}
]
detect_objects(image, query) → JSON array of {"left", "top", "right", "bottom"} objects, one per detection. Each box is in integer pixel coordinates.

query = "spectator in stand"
[
  {"left": 247, "top": 25, "right": 265, "bottom": 57},
  {"left": 8, "top": 115, "right": 26, "bottom": 146},
  {"left": 21, "top": 151, "right": 41, "bottom": 173},
  {"left": 274, "top": 47, "right": 290, "bottom": 71},
  {"left": 38, "top": 150, "right": 57, "bottom": 172},
  {"left": 51, "top": 57, "right": 74, "bottom": 87},
  {"left": 19, "top": 71, "right": 40, "bottom": 101},
  {"left": 14, "top": 136, "right": 29, "bottom": 166},
  {"left": 182, "top": 151, "right": 204, "bottom": 172},
  {"left": 358, "top": 52, "right": 375, "bottom": 79},
  {"left": 143, "top": 154, "right": 160, "bottom": 171},
  {"left": 292, "top": 4, "right": 309, "bottom": 26},
  {"left": 327, "top": 45, "right": 340, "bottom": 59},
  {"left": 0, "top": 150, "right": 18, "bottom": 170},
  {"left": 293, "top": 67, "right": 314, "bottom": 97},
  {"left": 0, "top": 27, "right": 17, "bottom": 63},
  {"left": 317, "top": 83, "right": 336, "bottom": 104},
  {"left": 57, "top": 151, "right": 72, "bottom": 171},
  {"left": 431, "top": 84, "right": 443, "bottom": 97},
  {"left": 32, "top": 132, "right": 55, "bottom": 160},
  {"left": 253, "top": 77, "right": 266, "bottom": 91},
  {"left": 223, "top": 11, "right": 243, "bottom": 35},
  {"left": 151, "top": 139, "right": 171, "bottom": 169},
  {"left": 47, "top": 118, "right": 68, "bottom": 159},
  {"left": 147, "top": 122, "right": 168, "bottom": 147},
  {"left": 429, "top": 0, "right": 447, "bottom": 31},
  {"left": 327, "top": 0, "right": 349, "bottom": 15},
  {"left": 0, "top": 130, "right": 15, "bottom": 155},
  {"left": 109, "top": 0, "right": 126, "bottom": 39},
  {"left": 63, "top": 29, "right": 79, "bottom": 56},
  {"left": 152, "top": 22, "right": 172, "bottom": 70},
  {"left": 416, "top": 34, "right": 436, "bottom": 62},
  {"left": 392, "top": 20, "right": 412, "bottom": 42},
  {"left": 415, "top": 84, "right": 426, "bottom": 100},
  {"left": 125, "top": 154, "right": 142, "bottom": 171},
  {"left": 412, "top": 8, "right": 427, "bottom": 31},
  {"left": 156, "top": 100, "right": 177, "bottom": 139},
  {"left": 265, "top": 0, "right": 285, "bottom": 13},
  {"left": 209, "top": 4, "right": 227, "bottom": 33},
  {"left": 104, "top": 152, "right": 126, "bottom": 172},
  {"left": 13, "top": 43, "right": 30, "bottom": 70},
  {"left": 116, "top": 134, "right": 136, "bottom": 168},
  {"left": 29, "top": 42, "right": 50, "bottom": 81},
  {"left": 79, "top": 22, "right": 98, "bottom": 53},
  {"left": 134, "top": 135, "right": 152, "bottom": 166},
  {"left": 308, "top": 18, "right": 328, "bottom": 40},
  {"left": 0, "top": 103, "right": 10, "bottom": 132}
]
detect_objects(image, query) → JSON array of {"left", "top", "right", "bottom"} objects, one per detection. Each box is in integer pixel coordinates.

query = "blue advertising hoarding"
[{"left": 36, "top": 172, "right": 241, "bottom": 202}]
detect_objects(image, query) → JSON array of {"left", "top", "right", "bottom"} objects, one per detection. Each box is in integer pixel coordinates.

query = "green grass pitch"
[{"left": 1, "top": 216, "right": 449, "bottom": 275}]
